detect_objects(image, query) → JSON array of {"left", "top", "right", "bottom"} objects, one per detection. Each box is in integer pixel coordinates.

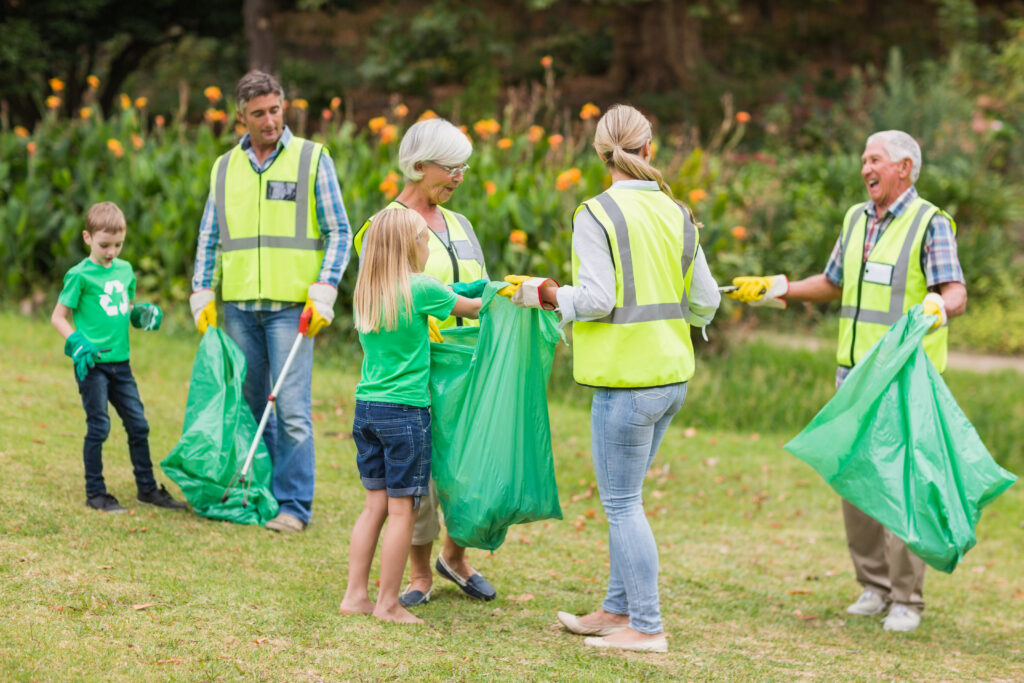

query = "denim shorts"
[{"left": 352, "top": 400, "right": 431, "bottom": 502}]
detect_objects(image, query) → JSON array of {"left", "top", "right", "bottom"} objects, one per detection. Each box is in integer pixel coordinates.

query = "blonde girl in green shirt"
[{"left": 339, "top": 208, "right": 480, "bottom": 624}]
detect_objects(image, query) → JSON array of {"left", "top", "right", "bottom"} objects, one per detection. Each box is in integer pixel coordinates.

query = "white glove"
[
  {"left": 307, "top": 282, "right": 337, "bottom": 325},
  {"left": 189, "top": 289, "right": 216, "bottom": 332},
  {"left": 922, "top": 292, "right": 947, "bottom": 331},
  {"left": 511, "top": 277, "right": 557, "bottom": 309}
]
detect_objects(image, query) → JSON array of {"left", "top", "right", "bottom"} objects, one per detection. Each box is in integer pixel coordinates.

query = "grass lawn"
[{"left": 2, "top": 311, "right": 1022, "bottom": 681}]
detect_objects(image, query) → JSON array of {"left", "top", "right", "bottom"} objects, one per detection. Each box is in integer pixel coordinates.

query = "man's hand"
[
  {"left": 922, "top": 292, "right": 947, "bottom": 331},
  {"left": 190, "top": 289, "right": 217, "bottom": 333},
  {"left": 130, "top": 303, "right": 163, "bottom": 331},
  {"left": 64, "top": 330, "right": 102, "bottom": 380},
  {"left": 498, "top": 274, "right": 530, "bottom": 298},
  {"left": 302, "top": 282, "right": 337, "bottom": 338},
  {"left": 727, "top": 275, "right": 788, "bottom": 309},
  {"left": 500, "top": 275, "right": 558, "bottom": 309}
]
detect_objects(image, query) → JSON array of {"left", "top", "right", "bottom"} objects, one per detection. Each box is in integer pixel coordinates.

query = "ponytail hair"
[
  {"left": 353, "top": 208, "right": 428, "bottom": 333},
  {"left": 593, "top": 104, "right": 675, "bottom": 201}
]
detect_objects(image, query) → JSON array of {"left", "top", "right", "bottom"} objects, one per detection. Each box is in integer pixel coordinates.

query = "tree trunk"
[
  {"left": 606, "top": 0, "right": 702, "bottom": 96},
  {"left": 244, "top": 0, "right": 276, "bottom": 73}
]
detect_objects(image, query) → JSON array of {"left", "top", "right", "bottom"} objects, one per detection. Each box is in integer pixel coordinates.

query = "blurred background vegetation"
[{"left": 2, "top": 0, "right": 1023, "bottom": 355}]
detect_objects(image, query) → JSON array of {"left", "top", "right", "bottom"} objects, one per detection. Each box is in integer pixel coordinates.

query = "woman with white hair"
[{"left": 352, "top": 116, "right": 496, "bottom": 607}]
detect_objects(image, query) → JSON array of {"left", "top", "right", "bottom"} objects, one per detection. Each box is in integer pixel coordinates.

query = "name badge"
[
  {"left": 863, "top": 261, "right": 894, "bottom": 286},
  {"left": 266, "top": 181, "right": 297, "bottom": 201}
]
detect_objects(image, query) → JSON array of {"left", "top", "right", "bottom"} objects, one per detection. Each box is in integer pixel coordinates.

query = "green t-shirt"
[
  {"left": 58, "top": 258, "right": 136, "bottom": 363},
  {"left": 356, "top": 274, "right": 457, "bottom": 407}
]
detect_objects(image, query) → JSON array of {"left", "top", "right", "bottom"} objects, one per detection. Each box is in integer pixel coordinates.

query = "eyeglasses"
[{"left": 430, "top": 161, "right": 470, "bottom": 178}]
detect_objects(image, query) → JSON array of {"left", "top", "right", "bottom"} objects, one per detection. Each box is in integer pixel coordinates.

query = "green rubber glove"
[
  {"left": 130, "top": 302, "right": 163, "bottom": 331},
  {"left": 64, "top": 331, "right": 102, "bottom": 380},
  {"left": 449, "top": 279, "right": 488, "bottom": 298}
]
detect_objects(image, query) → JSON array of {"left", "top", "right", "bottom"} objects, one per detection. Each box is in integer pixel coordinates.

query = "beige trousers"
[
  {"left": 411, "top": 478, "right": 442, "bottom": 546},
  {"left": 842, "top": 498, "right": 926, "bottom": 613}
]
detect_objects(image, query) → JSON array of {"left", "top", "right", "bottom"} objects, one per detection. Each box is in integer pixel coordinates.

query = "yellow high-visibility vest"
[
  {"left": 836, "top": 196, "right": 955, "bottom": 372},
  {"left": 572, "top": 187, "right": 698, "bottom": 388}
]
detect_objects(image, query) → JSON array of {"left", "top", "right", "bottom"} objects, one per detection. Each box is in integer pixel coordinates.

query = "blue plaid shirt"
[
  {"left": 192, "top": 127, "right": 351, "bottom": 311},
  {"left": 827, "top": 186, "right": 965, "bottom": 385}
]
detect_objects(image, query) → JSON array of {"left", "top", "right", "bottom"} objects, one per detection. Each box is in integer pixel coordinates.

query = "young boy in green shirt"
[{"left": 50, "top": 201, "right": 187, "bottom": 513}]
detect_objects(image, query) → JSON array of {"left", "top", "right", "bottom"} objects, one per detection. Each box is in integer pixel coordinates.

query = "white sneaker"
[
  {"left": 846, "top": 589, "right": 887, "bottom": 616},
  {"left": 882, "top": 604, "right": 921, "bottom": 632}
]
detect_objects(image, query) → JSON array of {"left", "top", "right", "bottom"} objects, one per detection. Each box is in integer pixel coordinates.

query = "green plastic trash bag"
[
  {"left": 428, "top": 283, "right": 563, "bottom": 551},
  {"left": 785, "top": 306, "right": 1016, "bottom": 573},
  {"left": 161, "top": 328, "right": 279, "bottom": 525}
]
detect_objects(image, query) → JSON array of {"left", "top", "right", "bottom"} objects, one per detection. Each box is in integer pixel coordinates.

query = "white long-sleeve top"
[{"left": 555, "top": 180, "right": 721, "bottom": 326}]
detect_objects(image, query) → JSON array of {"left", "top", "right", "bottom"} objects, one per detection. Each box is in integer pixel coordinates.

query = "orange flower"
[
  {"left": 204, "top": 86, "right": 222, "bottom": 104},
  {"left": 735, "top": 111, "right": 751, "bottom": 123},
  {"left": 540, "top": 55, "right": 553, "bottom": 68},
  {"left": 46, "top": 96, "right": 61, "bottom": 110},
  {"left": 131, "top": 133, "right": 144, "bottom": 150},
  {"left": 378, "top": 171, "right": 400, "bottom": 199},
  {"left": 688, "top": 189, "right": 707, "bottom": 203},
  {"left": 322, "top": 108, "right": 332, "bottom": 120},
  {"left": 13, "top": 126, "right": 29, "bottom": 138},
  {"left": 330, "top": 96, "right": 341, "bottom": 110},
  {"left": 120, "top": 94, "right": 132, "bottom": 110},
  {"left": 497, "top": 137, "right": 513, "bottom": 150},
  {"left": 368, "top": 116, "right": 387, "bottom": 134},
  {"left": 527, "top": 125, "right": 544, "bottom": 143},
  {"left": 473, "top": 118, "right": 500, "bottom": 139},
  {"left": 134, "top": 97, "right": 148, "bottom": 109},
  {"left": 555, "top": 167, "right": 582, "bottom": 191},
  {"left": 509, "top": 229, "right": 527, "bottom": 245},
  {"left": 86, "top": 75, "right": 100, "bottom": 90},
  {"left": 484, "top": 181, "right": 497, "bottom": 195},
  {"left": 27, "top": 141, "right": 37, "bottom": 156},
  {"left": 79, "top": 107, "right": 93, "bottom": 120},
  {"left": 579, "top": 103, "right": 600, "bottom": 120},
  {"left": 204, "top": 108, "right": 228, "bottom": 123},
  {"left": 418, "top": 109, "right": 437, "bottom": 121},
  {"left": 154, "top": 115, "right": 166, "bottom": 127},
  {"left": 547, "top": 134, "right": 564, "bottom": 148},
  {"left": 380, "top": 124, "right": 398, "bottom": 145},
  {"left": 106, "top": 138, "right": 124, "bottom": 158},
  {"left": 730, "top": 225, "right": 747, "bottom": 240},
  {"left": 49, "top": 78, "right": 65, "bottom": 92},
  {"left": 234, "top": 123, "right": 247, "bottom": 136},
  {"left": 291, "top": 98, "right": 308, "bottom": 110},
  {"left": 393, "top": 103, "right": 409, "bottom": 118}
]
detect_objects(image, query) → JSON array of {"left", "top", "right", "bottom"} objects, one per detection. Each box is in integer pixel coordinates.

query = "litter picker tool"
[{"left": 221, "top": 308, "right": 311, "bottom": 506}]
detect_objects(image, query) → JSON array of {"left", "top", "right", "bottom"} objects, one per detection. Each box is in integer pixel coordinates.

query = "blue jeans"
[
  {"left": 351, "top": 401, "right": 432, "bottom": 504},
  {"left": 224, "top": 304, "right": 315, "bottom": 523},
  {"left": 591, "top": 383, "right": 687, "bottom": 634},
  {"left": 76, "top": 361, "right": 156, "bottom": 497}
]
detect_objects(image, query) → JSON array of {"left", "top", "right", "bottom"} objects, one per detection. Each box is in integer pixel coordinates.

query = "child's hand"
[
  {"left": 64, "top": 331, "right": 102, "bottom": 380},
  {"left": 130, "top": 303, "right": 163, "bottom": 331}
]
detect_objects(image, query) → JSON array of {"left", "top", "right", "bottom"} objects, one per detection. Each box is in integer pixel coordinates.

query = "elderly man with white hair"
[
  {"left": 727, "top": 130, "right": 967, "bottom": 632},
  {"left": 352, "top": 116, "right": 496, "bottom": 607}
]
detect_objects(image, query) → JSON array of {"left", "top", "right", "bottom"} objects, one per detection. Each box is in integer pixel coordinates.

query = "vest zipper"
[{"left": 257, "top": 170, "right": 263, "bottom": 298}]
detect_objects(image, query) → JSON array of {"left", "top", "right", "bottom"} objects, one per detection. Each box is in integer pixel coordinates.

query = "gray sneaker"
[
  {"left": 882, "top": 604, "right": 922, "bottom": 632},
  {"left": 86, "top": 493, "right": 127, "bottom": 513},
  {"left": 846, "top": 589, "right": 888, "bottom": 616}
]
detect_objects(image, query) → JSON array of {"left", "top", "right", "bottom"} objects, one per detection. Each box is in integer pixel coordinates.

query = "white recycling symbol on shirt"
[{"left": 99, "top": 279, "right": 129, "bottom": 316}]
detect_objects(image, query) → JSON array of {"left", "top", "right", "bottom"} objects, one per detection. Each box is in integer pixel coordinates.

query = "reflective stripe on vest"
[
  {"left": 216, "top": 139, "right": 324, "bottom": 252},
  {"left": 592, "top": 192, "right": 696, "bottom": 324},
  {"left": 354, "top": 202, "right": 487, "bottom": 328},
  {"left": 836, "top": 195, "right": 952, "bottom": 372},
  {"left": 572, "top": 188, "right": 698, "bottom": 388}
]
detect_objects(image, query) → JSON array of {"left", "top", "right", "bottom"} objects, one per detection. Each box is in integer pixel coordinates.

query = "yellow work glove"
[
  {"left": 302, "top": 283, "right": 337, "bottom": 338},
  {"left": 189, "top": 289, "right": 217, "bottom": 333},
  {"left": 727, "top": 275, "right": 788, "bottom": 309},
  {"left": 498, "top": 274, "right": 530, "bottom": 298},
  {"left": 428, "top": 317, "right": 444, "bottom": 343},
  {"left": 922, "top": 292, "right": 947, "bottom": 331}
]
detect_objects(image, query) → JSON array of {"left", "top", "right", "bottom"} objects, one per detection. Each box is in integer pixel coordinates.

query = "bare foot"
[
  {"left": 600, "top": 627, "right": 665, "bottom": 644},
  {"left": 338, "top": 598, "right": 374, "bottom": 615},
  {"left": 578, "top": 609, "right": 630, "bottom": 628},
  {"left": 373, "top": 604, "right": 424, "bottom": 624}
]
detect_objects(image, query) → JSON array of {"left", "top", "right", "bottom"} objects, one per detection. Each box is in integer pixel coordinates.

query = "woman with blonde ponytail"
[{"left": 527, "top": 104, "right": 721, "bottom": 653}]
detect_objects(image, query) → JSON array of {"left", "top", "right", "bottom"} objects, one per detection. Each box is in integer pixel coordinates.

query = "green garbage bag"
[
  {"left": 428, "top": 283, "right": 563, "bottom": 550},
  {"left": 161, "top": 328, "right": 279, "bottom": 525},
  {"left": 785, "top": 306, "right": 1016, "bottom": 573}
]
